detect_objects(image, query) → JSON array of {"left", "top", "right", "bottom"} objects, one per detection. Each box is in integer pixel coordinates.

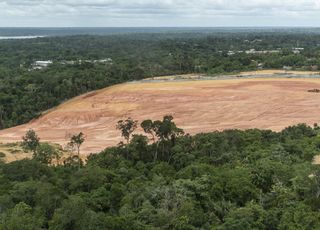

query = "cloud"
[{"left": 0, "top": 0, "right": 320, "bottom": 26}]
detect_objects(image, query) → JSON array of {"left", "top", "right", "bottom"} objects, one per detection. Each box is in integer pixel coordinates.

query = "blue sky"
[{"left": 0, "top": 0, "right": 320, "bottom": 27}]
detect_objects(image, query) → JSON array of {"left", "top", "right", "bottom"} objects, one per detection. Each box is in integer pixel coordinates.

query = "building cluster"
[
  {"left": 31, "top": 60, "right": 53, "bottom": 70},
  {"left": 245, "top": 49, "right": 280, "bottom": 54},
  {"left": 30, "top": 58, "right": 113, "bottom": 70},
  {"left": 61, "top": 58, "right": 113, "bottom": 65},
  {"left": 227, "top": 48, "right": 305, "bottom": 56},
  {"left": 227, "top": 49, "right": 280, "bottom": 56},
  {"left": 292, "top": 47, "right": 304, "bottom": 54}
]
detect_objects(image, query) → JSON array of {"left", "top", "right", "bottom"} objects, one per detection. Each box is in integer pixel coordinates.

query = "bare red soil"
[{"left": 1, "top": 77, "right": 320, "bottom": 156}]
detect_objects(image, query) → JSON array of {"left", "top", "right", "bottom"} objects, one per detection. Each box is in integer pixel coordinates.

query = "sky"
[{"left": 0, "top": 0, "right": 320, "bottom": 27}]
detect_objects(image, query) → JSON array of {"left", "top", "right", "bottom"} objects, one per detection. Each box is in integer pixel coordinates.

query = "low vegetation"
[
  {"left": 308, "top": 89, "right": 320, "bottom": 93},
  {"left": 0, "top": 117, "right": 320, "bottom": 229},
  {"left": 0, "top": 143, "right": 31, "bottom": 163}
]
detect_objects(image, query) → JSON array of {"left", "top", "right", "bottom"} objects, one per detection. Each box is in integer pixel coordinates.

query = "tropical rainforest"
[
  {"left": 0, "top": 118, "right": 320, "bottom": 229},
  {"left": 1, "top": 30, "right": 320, "bottom": 128}
]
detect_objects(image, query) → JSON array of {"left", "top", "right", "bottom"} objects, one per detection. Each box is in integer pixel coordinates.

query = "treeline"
[
  {"left": 1, "top": 118, "right": 320, "bottom": 229},
  {"left": 1, "top": 32, "right": 320, "bottom": 128}
]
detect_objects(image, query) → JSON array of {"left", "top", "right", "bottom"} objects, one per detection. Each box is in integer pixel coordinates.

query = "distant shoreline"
[{"left": 0, "top": 35, "right": 46, "bottom": 40}]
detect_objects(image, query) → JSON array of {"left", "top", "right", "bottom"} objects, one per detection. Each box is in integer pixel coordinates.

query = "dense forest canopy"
[
  {"left": 1, "top": 29, "right": 320, "bottom": 129},
  {"left": 1, "top": 119, "right": 320, "bottom": 229}
]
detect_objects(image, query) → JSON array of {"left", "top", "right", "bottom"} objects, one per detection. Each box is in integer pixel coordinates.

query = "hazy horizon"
[
  {"left": 1, "top": 0, "right": 320, "bottom": 27},
  {"left": 0, "top": 26, "right": 320, "bottom": 28}
]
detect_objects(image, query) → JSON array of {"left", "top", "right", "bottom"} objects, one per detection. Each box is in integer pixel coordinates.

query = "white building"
[
  {"left": 32, "top": 60, "right": 53, "bottom": 70},
  {"left": 292, "top": 48, "right": 304, "bottom": 54}
]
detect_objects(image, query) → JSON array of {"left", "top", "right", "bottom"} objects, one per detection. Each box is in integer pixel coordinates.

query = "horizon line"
[{"left": 1, "top": 26, "right": 320, "bottom": 29}]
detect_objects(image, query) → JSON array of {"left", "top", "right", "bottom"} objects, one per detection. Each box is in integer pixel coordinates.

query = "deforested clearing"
[{"left": 1, "top": 76, "right": 320, "bottom": 156}]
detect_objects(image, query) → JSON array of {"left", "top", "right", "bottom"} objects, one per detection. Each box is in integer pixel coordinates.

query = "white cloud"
[{"left": 0, "top": 0, "right": 320, "bottom": 26}]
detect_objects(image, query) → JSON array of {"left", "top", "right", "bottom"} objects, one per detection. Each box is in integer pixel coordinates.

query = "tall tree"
[
  {"left": 68, "top": 132, "right": 85, "bottom": 168},
  {"left": 141, "top": 119, "right": 156, "bottom": 143},
  {"left": 141, "top": 116, "right": 184, "bottom": 161},
  {"left": 116, "top": 118, "right": 138, "bottom": 144},
  {"left": 22, "top": 129, "right": 40, "bottom": 154}
]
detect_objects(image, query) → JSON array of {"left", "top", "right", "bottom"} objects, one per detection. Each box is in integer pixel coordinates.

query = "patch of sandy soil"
[
  {"left": 0, "top": 143, "right": 31, "bottom": 163},
  {"left": 2, "top": 75, "right": 320, "bottom": 158},
  {"left": 313, "top": 155, "right": 320, "bottom": 165},
  {"left": 0, "top": 142, "right": 76, "bottom": 163},
  {"left": 239, "top": 69, "right": 320, "bottom": 76}
]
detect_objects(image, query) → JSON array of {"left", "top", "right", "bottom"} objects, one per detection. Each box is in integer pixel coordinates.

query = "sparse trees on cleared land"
[{"left": 22, "top": 130, "right": 60, "bottom": 165}]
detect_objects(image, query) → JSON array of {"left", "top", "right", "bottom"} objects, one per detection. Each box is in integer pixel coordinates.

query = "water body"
[{"left": 0, "top": 35, "right": 45, "bottom": 40}]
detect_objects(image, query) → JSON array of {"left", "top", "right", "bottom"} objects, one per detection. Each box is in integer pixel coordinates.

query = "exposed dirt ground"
[
  {"left": 2, "top": 75, "right": 320, "bottom": 157},
  {"left": 0, "top": 143, "right": 31, "bottom": 162},
  {"left": 144, "top": 70, "right": 320, "bottom": 81},
  {"left": 239, "top": 69, "right": 320, "bottom": 76}
]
